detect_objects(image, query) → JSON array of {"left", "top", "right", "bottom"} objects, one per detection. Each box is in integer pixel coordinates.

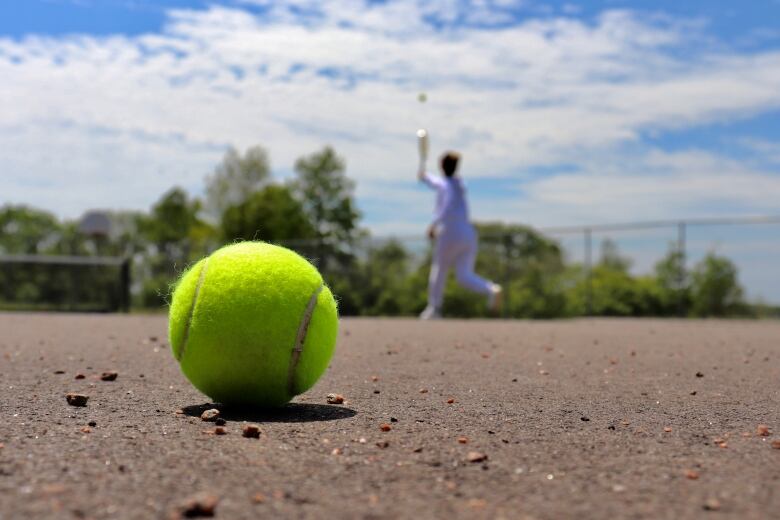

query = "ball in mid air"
[
  {"left": 418, "top": 92, "right": 427, "bottom": 103},
  {"left": 168, "top": 242, "right": 338, "bottom": 407}
]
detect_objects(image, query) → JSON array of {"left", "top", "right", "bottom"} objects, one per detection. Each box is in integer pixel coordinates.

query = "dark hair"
[{"left": 440, "top": 151, "right": 460, "bottom": 177}]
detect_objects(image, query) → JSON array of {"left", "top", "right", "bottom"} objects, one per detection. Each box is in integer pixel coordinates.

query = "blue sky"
[
  {"left": 2, "top": 1, "right": 779, "bottom": 42},
  {"left": 1, "top": 0, "right": 780, "bottom": 299}
]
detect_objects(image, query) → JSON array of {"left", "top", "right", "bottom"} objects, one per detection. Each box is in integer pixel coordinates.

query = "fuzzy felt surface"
[{"left": 168, "top": 242, "right": 338, "bottom": 406}]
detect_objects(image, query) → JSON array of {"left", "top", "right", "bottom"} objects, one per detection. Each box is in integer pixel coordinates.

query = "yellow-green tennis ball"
[{"left": 168, "top": 242, "right": 338, "bottom": 407}]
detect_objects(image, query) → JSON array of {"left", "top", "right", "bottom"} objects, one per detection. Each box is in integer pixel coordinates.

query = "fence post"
[
  {"left": 677, "top": 221, "right": 686, "bottom": 317},
  {"left": 584, "top": 228, "right": 592, "bottom": 316},
  {"left": 120, "top": 258, "right": 131, "bottom": 313},
  {"left": 502, "top": 233, "right": 512, "bottom": 319}
]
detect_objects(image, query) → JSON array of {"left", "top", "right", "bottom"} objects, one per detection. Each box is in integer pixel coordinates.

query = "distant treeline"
[{"left": 0, "top": 145, "right": 776, "bottom": 318}]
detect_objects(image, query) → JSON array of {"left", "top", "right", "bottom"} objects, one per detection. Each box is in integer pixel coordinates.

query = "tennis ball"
[{"left": 168, "top": 242, "right": 338, "bottom": 407}]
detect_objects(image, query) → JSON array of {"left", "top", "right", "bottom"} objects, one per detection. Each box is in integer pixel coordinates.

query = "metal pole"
[
  {"left": 120, "top": 258, "right": 131, "bottom": 313},
  {"left": 677, "top": 222, "right": 686, "bottom": 317},
  {"left": 502, "top": 233, "right": 511, "bottom": 319},
  {"left": 584, "top": 228, "right": 592, "bottom": 316}
]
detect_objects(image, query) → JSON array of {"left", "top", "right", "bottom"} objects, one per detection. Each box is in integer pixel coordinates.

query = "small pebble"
[
  {"left": 66, "top": 393, "right": 88, "bottom": 407},
  {"left": 326, "top": 393, "right": 344, "bottom": 405},
  {"left": 684, "top": 469, "right": 699, "bottom": 480},
  {"left": 695, "top": 372, "right": 704, "bottom": 378},
  {"left": 214, "top": 427, "right": 227, "bottom": 435},
  {"left": 419, "top": 388, "right": 429, "bottom": 393},
  {"left": 379, "top": 423, "right": 392, "bottom": 432},
  {"left": 457, "top": 437, "right": 469, "bottom": 444},
  {"left": 215, "top": 418, "right": 226, "bottom": 426},
  {"left": 376, "top": 441, "right": 390, "bottom": 449},
  {"left": 80, "top": 426, "right": 91, "bottom": 434},
  {"left": 467, "top": 451, "right": 488, "bottom": 463},
  {"left": 54, "top": 370, "right": 65, "bottom": 375},
  {"left": 771, "top": 440, "right": 780, "bottom": 449},
  {"left": 251, "top": 492, "right": 266, "bottom": 504},
  {"left": 371, "top": 375, "right": 379, "bottom": 382},
  {"left": 446, "top": 398, "right": 455, "bottom": 404},
  {"left": 173, "top": 492, "right": 219, "bottom": 518},
  {"left": 100, "top": 371, "right": 118, "bottom": 382},
  {"left": 663, "top": 427, "right": 672, "bottom": 433},
  {"left": 756, "top": 425, "right": 771, "bottom": 437},
  {"left": 200, "top": 409, "right": 220, "bottom": 422},
  {"left": 88, "top": 421, "right": 97, "bottom": 427},
  {"left": 703, "top": 498, "right": 721, "bottom": 511},
  {"left": 74, "top": 374, "right": 85, "bottom": 380},
  {"left": 242, "top": 424, "right": 261, "bottom": 439}
]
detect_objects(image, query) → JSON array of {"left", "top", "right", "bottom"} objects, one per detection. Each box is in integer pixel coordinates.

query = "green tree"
[
  {"left": 654, "top": 246, "right": 689, "bottom": 315},
  {"left": 0, "top": 205, "right": 61, "bottom": 254},
  {"left": 600, "top": 239, "right": 632, "bottom": 272},
  {"left": 221, "top": 185, "right": 315, "bottom": 243},
  {"left": 568, "top": 267, "right": 663, "bottom": 317},
  {"left": 567, "top": 239, "right": 665, "bottom": 317},
  {"left": 690, "top": 253, "right": 744, "bottom": 317},
  {"left": 292, "top": 147, "right": 362, "bottom": 268},
  {"left": 205, "top": 146, "right": 270, "bottom": 220},
  {"left": 360, "top": 240, "right": 418, "bottom": 316},
  {"left": 138, "top": 188, "right": 210, "bottom": 308},
  {"left": 142, "top": 188, "right": 202, "bottom": 249}
]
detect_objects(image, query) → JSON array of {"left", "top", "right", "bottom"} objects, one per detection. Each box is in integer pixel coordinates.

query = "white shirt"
[{"left": 420, "top": 172, "right": 473, "bottom": 237}]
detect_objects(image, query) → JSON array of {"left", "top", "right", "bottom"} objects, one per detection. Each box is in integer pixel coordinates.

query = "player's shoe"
[
  {"left": 487, "top": 284, "right": 503, "bottom": 315},
  {"left": 419, "top": 305, "right": 442, "bottom": 320}
]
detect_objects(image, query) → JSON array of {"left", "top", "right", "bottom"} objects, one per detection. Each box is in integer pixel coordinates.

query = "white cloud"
[
  {"left": 492, "top": 149, "right": 780, "bottom": 226},
  {"left": 738, "top": 137, "right": 780, "bottom": 165},
  {"left": 0, "top": 1, "right": 779, "bottom": 229}
]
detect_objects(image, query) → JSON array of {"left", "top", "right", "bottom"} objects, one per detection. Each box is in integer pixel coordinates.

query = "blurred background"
[{"left": 1, "top": 0, "right": 779, "bottom": 317}]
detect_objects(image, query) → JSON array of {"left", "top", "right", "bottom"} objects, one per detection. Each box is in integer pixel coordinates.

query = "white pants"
[{"left": 427, "top": 231, "right": 494, "bottom": 310}]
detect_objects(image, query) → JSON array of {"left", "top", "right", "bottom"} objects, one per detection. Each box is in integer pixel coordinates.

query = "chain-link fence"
[
  {"left": 0, "top": 254, "right": 130, "bottom": 312},
  {"left": 1, "top": 216, "right": 778, "bottom": 316},
  {"left": 540, "top": 216, "right": 780, "bottom": 315},
  {"left": 275, "top": 215, "right": 780, "bottom": 318}
]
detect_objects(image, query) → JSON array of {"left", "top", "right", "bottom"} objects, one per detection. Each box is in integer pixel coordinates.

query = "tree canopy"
[{"left": 0, "top": 143, "right": 768, "bottom": 318}]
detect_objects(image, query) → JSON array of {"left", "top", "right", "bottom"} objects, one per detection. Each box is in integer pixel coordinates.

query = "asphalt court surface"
[{"left": 1, "top": 313, "right": 778, "bottom": 519}]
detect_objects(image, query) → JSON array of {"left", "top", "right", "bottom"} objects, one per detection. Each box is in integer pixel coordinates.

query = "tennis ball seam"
[
  {"left": 287, "top": 282, "right": 324, "bottom": 396},
  {"left": 175, "top": 258, "right": 209, "bottom": 362}
]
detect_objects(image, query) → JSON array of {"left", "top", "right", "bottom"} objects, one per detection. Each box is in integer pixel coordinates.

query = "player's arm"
[{"left": 418, "top": 169, "right": 442, "bottom": 189}]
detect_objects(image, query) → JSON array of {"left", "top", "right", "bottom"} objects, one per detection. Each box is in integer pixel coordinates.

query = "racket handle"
[{"left": 417, "top": 129, "right": 429, "bottom": 163}]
